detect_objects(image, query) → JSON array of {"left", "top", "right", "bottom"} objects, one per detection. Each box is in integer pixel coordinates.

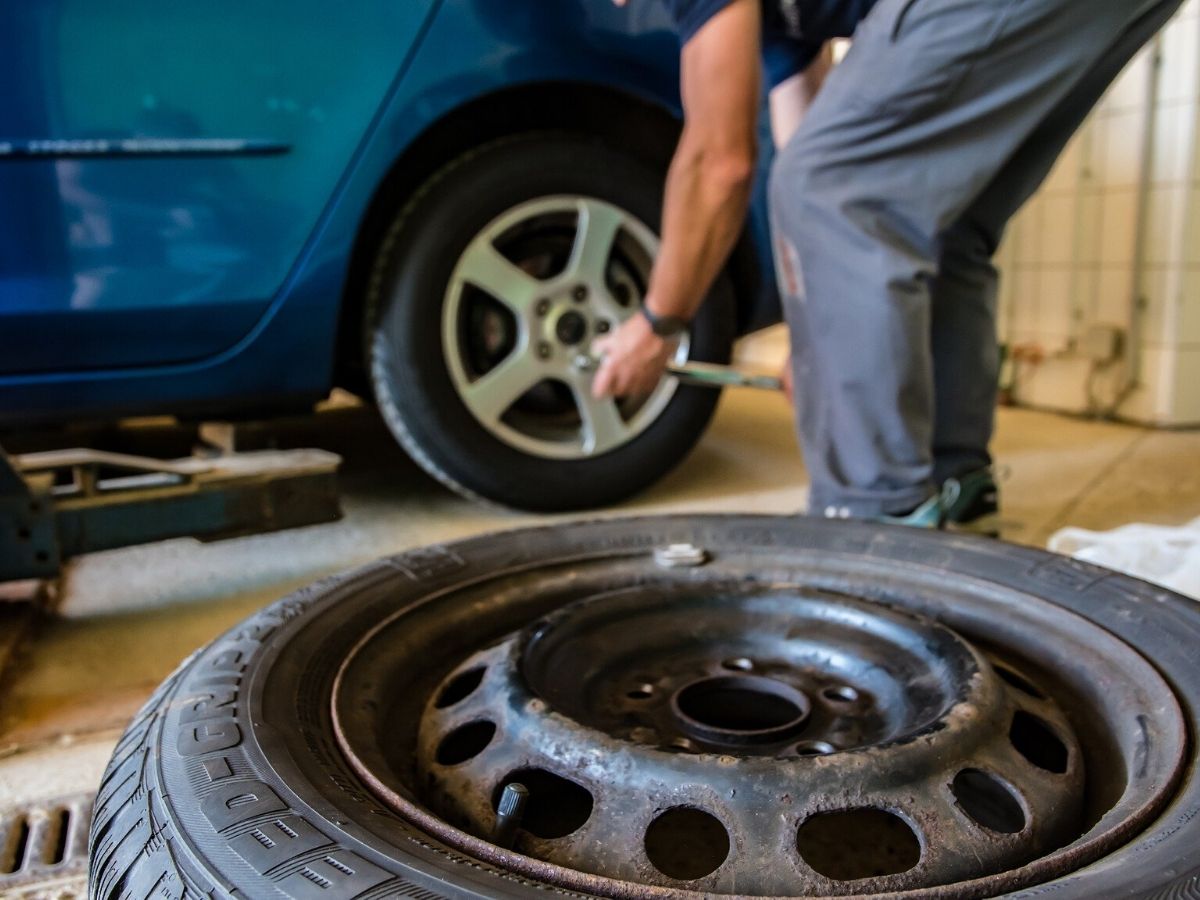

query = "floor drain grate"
[{"left": 0, "top": 793, "right": 92, "bottom": 898}]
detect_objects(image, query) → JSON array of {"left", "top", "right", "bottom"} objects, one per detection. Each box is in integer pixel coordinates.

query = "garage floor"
[{"left": 1, "top": 337, "right": 1199, "bottom": 865}]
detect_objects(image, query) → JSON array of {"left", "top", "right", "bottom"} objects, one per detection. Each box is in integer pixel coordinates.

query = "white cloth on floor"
[{"left": 1048, "top": 518, "right": 1200, "bottom": 600}]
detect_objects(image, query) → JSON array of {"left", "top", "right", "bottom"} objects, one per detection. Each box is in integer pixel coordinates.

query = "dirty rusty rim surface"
[{"left": 330, "top": 536, "right": 1187, "bottom": 898}]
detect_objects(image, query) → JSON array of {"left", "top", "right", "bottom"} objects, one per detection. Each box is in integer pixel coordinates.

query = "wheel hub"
[
  {"left": 670, "top": 674, "right": 812, "bottom": 748},
  {"left": 412, "top": 586, "right": 1085, "bottom": 894},
  {"left": 552, "top": 308, "right": 589, "bottom": 346}
]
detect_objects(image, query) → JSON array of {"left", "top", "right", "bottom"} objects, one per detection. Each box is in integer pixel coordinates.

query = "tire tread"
[
  {"left": 89, "top": 657, "right": 212, "bottom": 900},
  {"left": 365, "top": 134, "right": 545, "bottom": 510}
]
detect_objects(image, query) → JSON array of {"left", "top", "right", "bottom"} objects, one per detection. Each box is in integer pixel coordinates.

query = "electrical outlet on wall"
[{"left": 1081, "top": 324, "right": 1125, "bottom": 364}]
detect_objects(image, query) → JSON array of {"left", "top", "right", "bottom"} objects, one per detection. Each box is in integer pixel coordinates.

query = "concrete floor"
[{"left": 1, "top": 360, "right": 1199, "bottom": 816}]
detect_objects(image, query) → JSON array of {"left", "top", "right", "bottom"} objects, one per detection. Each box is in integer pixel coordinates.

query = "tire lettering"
[
  {"left": 230, "top": 815, "right": 332, "bottom": 874},
  {"left": 203, "top": 756, "right": 234, "bottom": 782},
  {"left": 202, "top": 779, "right": 287, "bottom": 830},
  {"left": 178, "top": 719, "right": 242, "bottom": 756},
  {"left": 189, "top": 673, "right": 240, "bottom": 689},
  {"left": 180, "top": 687, "right": 237, "bottom": 724},
  {"left": 208, "top": 648, "right": 248, "bottom": 671},
  {"left": 174, "top": 618, "right": 403, "bottom": 895},
  {"left": 327, "top": 768, "right": 375, "bottom": 806},
  {"left": 235, "top": 622, "right": 278, "bottom": 642},
  {"left": 178, "top": 639, "right": 251, "bottom": 757},
  {"left": 277, "top": 849, "right": 391, "bottom": 899}
]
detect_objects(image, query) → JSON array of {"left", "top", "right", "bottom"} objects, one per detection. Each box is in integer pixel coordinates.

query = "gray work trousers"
[{"left": 770, "top": 0, "right": 1181, "bottom": 517}]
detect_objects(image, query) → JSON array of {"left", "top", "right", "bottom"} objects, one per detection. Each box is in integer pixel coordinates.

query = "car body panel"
[
  {"left": 0, "top": 0, "right": 780, "bottom": 427},
  {"left": 0, "top": 1, "right": 436, "bottom": 374}
]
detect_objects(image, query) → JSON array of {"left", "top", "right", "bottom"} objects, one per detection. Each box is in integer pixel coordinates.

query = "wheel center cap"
[{"left": 555, "top": 310, "right": 588, "bottom": 346}]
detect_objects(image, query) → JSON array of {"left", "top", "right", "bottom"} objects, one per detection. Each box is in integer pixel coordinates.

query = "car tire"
[
  {"left": 365, "top": 134, "right": 736, "bottom": 511},
  {"left": 89, "top": 516, "right": 1200, "bottom": 900}
]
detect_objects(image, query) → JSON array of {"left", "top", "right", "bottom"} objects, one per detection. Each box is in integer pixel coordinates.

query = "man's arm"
[{"left": 592, "top": 0, "right": 761, "bottom": 398}]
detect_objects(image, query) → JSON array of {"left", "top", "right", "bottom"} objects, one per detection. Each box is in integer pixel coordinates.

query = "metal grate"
[{"left": 0, "top": 793, "right": 92, "bottom": 898}]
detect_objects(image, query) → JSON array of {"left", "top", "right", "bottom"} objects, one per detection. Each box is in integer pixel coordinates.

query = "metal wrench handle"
[
  {"left": 665, "top": 360, "right": 783, "bottom": 391},
  {"left": 575, "top": 351, "right": 783, "bottom": 392}
]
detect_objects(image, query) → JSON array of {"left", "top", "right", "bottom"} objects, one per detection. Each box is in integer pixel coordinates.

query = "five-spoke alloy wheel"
[
  {"left": 368, "top": 135, "right": 735, "bottom": 510},
  {"left": 441, "top": 195, "right": 687, "bottom": 459}
]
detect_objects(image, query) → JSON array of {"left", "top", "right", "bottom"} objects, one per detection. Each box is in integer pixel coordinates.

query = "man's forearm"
[
  {"left": 644, "top": 137, "right": 755, "bottom": 321},
  {"left": 590, "top": 0, "right": 759, "bottom": 400}
]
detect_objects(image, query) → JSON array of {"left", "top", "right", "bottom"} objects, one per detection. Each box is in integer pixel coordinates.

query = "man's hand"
[{"left": 591, "top": 313, "right": 675, "bottom": 399}]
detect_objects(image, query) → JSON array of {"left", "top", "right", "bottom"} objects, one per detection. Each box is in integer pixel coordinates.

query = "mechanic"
[{"left": 593, "top": 0, "right": 1179, "bottom": 528}]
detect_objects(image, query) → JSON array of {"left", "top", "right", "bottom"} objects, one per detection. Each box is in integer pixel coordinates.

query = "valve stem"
[{"left": 493, "top": 782, "right": 529, "bottom": 849}]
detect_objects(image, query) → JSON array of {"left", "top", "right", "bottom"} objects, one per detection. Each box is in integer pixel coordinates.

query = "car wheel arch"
[{"left": 332, "top": 81, "right": 770, "bottom": 394}]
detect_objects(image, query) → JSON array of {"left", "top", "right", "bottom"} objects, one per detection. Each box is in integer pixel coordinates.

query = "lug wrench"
[
  {"left": 575, "top": 352, "right": 783, "bottom": 392},
  {"left": 664, "top": 359, "right": 783, "bottom": 391}
]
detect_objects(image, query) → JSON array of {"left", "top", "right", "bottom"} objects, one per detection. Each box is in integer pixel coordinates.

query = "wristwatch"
[{"left": 640, "top": 305, "right": 689, "bottom": 338}]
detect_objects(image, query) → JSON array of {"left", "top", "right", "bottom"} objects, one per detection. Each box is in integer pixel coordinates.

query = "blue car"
[{"left": 0, "top": 1, "right": 780, "bottom": 510}]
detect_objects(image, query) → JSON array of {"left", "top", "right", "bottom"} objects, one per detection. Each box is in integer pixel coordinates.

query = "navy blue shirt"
[{"left": 665, "top": 0, "right": 877, "bottom": 86}]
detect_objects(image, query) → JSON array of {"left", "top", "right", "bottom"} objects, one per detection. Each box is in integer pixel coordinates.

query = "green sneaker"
[
  {"left": 942, "top": 467, "right": 1000, "bottom": 537},
  {"left": 876, "top": 492, "right": 946, "bottom": 529}
]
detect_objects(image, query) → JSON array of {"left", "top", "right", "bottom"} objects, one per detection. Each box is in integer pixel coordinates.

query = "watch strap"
[{"left": 640, "top": 305, "right": 688, "bottom": 337}]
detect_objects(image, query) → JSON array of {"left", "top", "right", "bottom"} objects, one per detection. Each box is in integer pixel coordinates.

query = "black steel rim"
[{"left": 330, "top": 528, "right": 1187, "bottom": 898}]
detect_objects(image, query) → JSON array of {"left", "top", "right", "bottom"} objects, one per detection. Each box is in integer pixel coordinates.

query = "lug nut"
[
  {"left": 596, "top": 320, "right": 611, "bottom": 334},
  {"left": 572, "top": 285, "right": 588, "bottom": 302},
  {"left": 535, "top": 298, "right": 551, "bottom": 316},
  {"left": 538, "top": 342, "right": 552, "bottom": 360}
]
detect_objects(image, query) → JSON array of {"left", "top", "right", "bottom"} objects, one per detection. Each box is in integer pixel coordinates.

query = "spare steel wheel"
[{"left": 89, "top": 516, "right": 1198, "bottom": 899}]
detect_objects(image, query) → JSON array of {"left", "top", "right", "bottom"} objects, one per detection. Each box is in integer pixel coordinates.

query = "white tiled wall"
[{"left": 997, "top": 0, "right": 1200, "bottom": 425}]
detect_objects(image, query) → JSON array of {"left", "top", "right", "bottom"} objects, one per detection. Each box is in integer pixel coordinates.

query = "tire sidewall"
[{"left": 131, "top": 517, "right": 1200, "bottom": 900}]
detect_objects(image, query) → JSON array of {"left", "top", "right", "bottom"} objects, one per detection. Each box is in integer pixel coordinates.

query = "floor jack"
[
  {"left": 0, "top": 360, "right": 774, "bottom": 584},
  {"left": 0, "top": 441, "right": 341, "bottom": 583}
]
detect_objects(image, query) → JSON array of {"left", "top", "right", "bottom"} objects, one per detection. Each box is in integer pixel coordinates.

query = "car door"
[{"left": 0, "top": 1, "right": 436, "bottom": 375}]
